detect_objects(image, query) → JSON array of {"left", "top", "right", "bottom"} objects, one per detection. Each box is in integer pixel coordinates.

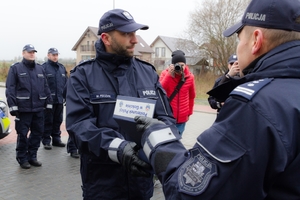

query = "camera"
[{"left": 174, "top": 63, "right": 183, "bottom": 72}]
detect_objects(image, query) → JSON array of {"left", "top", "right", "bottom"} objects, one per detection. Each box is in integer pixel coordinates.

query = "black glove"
[
  {"left": 10, "top": 110, "right": 19, "bottom": 117},
  {"left": 120, "top": 142, "right": 152, "bottom": 177},
  {"left": 134, "top": 116, "right": 165, "bottom": 133}
]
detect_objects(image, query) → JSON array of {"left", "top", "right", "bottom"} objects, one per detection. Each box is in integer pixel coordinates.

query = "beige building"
[
  {"left": 150, "top": 36, "right": 208, "bottom": 74},
  {"left": 72, "top": 26, "right": 153, "bottom": 64}
]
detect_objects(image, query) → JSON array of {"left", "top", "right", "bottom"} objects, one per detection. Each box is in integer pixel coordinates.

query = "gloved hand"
[
  {"left": 10, "top": 110, "right": 19, "bottom": 117},
  {"left": 134, "top": 116, "right": 165, "bottom": 133},
  {"left": 120, "top": 142, "right": 152, "bottom": 177}
]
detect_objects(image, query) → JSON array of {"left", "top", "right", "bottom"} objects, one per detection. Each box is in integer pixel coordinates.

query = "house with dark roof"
[
  {"left": 150, "top": 35, "right": 208, "bottom": 75},
  {"left": 72, "top": 26, "right": 154, "bottom": 64}
]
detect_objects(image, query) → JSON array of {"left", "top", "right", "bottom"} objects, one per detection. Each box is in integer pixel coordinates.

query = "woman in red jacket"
[{"left": 159, "top": 50, "right": 196, "bottom": 136}]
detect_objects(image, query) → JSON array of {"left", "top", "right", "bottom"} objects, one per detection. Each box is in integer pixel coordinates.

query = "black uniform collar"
[
  {"left": 48, "top": 59, "right": 59, "bottom": 66},
  {"left": 95, "top": 39, "right": 132, "bottom": 73},
  {"left": 242, "top": 53, "right": 266, "bottom": 76},
  {"left": 22, "top": 58, "right": 35, "bottom": 68}
]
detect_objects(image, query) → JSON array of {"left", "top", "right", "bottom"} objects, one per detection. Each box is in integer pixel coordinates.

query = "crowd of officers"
[{"left": 5, "top": 45, "right": 78, "bottom": 169}]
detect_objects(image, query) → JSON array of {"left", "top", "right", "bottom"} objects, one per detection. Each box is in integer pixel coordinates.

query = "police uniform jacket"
[
  {"left": 208, "top": 70, "right": 240, "bottom": 112},
  {"left": 207, "top": 75, "right": 223, "bottom": 111},
  {"left": 42, "top": 60, "right": 68, "bottom": 104},
  {"left": 6, "top": 58, "right": 52, "bottom": 113},
  {"left": 66, "top": 40, "right": 175, "bottom": 199},
  {"left": 140, "top": 40, "right": 300, "bottom": 199}
]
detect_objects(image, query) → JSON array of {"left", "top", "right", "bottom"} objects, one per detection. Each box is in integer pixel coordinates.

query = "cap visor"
[
  {"left": 223, "top": 21, "right": 244, "bottom": 37},
  {"left": 27, "top": 50, "right": 37, "bottom": 53},
  {"left": 117, "top": 22, "right": 149, "bottom": 33}
]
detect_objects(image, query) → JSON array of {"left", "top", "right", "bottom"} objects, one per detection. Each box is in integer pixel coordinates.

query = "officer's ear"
[
  {"left": 101, "top": 33, "right": 111, "bottom": 46},
  {"left": 251, "top": 29, "right": 264, "bottom": 55}
]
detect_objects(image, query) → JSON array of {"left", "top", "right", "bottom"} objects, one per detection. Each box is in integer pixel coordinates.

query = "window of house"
[
  {"left": 92, "top": 41, "right": 95, "bottom": 51},
  {"left": 87, "top": 41, "right": 90, "bottom": 51},
  {"left": 161, "top": 47, "right": 166, "bottom": 57},
  {"left": 155, "top": 47, "right": 159, "bottom": 57}
]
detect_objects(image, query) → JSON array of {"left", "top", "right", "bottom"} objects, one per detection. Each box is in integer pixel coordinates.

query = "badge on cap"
[{"left": 122, "top": 11, "right": 133, "bottom": 19}]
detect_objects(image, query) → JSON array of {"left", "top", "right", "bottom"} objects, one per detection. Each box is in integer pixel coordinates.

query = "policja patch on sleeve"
[{"left": 178, "top": 148, "right": 217, "bottom": 196}]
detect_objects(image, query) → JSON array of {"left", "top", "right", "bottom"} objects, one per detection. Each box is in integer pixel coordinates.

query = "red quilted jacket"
[{"left": 159, "top": 65, "right": 196, "bottom": 123}]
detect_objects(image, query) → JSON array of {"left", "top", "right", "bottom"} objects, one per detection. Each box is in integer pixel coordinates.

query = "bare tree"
[{"left": 185, "top": 0, "right": 250, "bottom": 73}]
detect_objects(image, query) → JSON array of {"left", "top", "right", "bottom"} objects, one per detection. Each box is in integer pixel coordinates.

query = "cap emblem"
[{"left": 122, "top": 11, "right": 133, "bottom": 19}]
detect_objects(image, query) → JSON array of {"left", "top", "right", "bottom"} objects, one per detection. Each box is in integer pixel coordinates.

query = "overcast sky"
[{"left": 0, "top": 0, "right": 202, "bottom": 60}]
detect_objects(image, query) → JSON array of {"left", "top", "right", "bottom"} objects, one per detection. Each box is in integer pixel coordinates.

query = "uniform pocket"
[{"left": 89, "top": 92, "right": 118, "bottom": 128}]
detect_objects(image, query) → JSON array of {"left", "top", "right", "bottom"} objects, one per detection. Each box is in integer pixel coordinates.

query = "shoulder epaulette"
[
  {"left": 78, "top": 58, "right": 95, "bottom": 66},
  {"left": 11, "top": 62, "right": 19, "bottom": 66},
  {"left": 134, "top": 57, "right": 156, "bottom": 71},
  {"left": 70, "top": 58, "right": 95, "bottom": 73},
  {"left": 230, "top": 78, "right": 273, "bottom": 100}
]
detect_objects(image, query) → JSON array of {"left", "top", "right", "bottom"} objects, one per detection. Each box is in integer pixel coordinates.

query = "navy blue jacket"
[
  {"left": 207, "top": 76, "right": 222, "bottom": 111},
  {"left": 6, "top": 58, "right": 52, "bottom": 112},
  {"left": 66, "top": 40, "right": 175, "bottom": 199},
  {"left": 208, "top": 70, "right": 240, "bottom": 112},
  {"left": 42, "top": 60, "right": 68, "bottom": 104},
  {"left": 141, "top": 40, "right": 300, "bottom": 199}
]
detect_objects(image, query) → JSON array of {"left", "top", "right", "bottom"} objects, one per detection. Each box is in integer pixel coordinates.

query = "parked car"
[{"left": 0, "top": 99, "right": 11, "bottom": 139}]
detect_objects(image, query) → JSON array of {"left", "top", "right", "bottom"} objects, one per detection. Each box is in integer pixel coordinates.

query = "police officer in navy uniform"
[
  {"left": 65, "top": 9, "right": 175, "bottom": 199},
  {"left": 135, "top": 0, "right": 300, "bottom": 199},
  {"left": 42, "top": 48, "right": 69, "bottom": 150},
  {"left": 6, "top": 44, "right": 52, "bottom": 169},
  {"left": 208, "top": 54, "right": 239, "bottom": 112}
]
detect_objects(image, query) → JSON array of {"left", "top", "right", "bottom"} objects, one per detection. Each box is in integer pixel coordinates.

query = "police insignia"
[
  {"left": 230, "top": 78, "right": 273, "bottom": 100},
  {"left": 178, "top": 149, "right": 217, "bottom": 195},
  {"left": 122, "top": 11, "right": 133, "bottom": 19}
]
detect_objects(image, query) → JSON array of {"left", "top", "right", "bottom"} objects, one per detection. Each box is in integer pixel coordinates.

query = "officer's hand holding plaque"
[{"left": 113, "top": 95, "right": 156, "bottom": 146}]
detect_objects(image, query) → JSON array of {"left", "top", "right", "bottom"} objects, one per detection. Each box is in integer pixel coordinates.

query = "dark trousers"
[
  {"left": 67, "top": 135, "right": 77, "bottom": 153},
  {"left": 42, "top": 104, "right": 63, "bottom": 145},
  {"left": 15, "top": 111, "right": 44, "bottom": 164}
]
